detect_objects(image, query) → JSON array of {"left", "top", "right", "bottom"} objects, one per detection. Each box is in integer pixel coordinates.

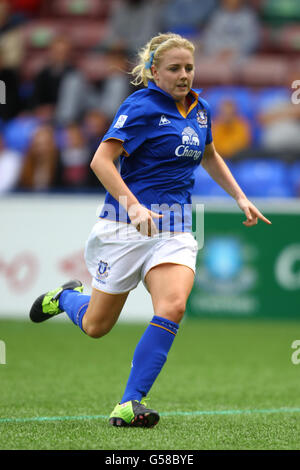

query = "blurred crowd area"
[{"left": 0, "top": 0, "right": 300, "bottom": 197}]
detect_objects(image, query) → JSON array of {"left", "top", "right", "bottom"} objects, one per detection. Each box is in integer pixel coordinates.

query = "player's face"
[{"left": 152, "top": 47, "right": 195, "bottom": 105}]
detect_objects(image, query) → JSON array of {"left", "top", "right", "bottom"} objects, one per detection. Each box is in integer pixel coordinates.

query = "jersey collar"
[{"left": 147, "top": 81, "right": 201, "bottom": 118}]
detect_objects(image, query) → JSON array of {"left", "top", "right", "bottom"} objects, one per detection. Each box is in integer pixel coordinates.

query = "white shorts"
[{"left": 84, "top": 219, "right": 198, "bottom": 294}]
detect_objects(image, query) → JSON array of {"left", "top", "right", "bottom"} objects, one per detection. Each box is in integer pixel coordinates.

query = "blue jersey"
[{"left": 99, "top": 81, "right": 213, "bottom": 232}]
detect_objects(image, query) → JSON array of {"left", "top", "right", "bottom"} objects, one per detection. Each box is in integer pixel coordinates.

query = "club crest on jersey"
[
  {"left": 197, "top": 109, "right": 208, "bottom": 128},
  {"left": 96, "top": 260, "right": 110, "bottom": 283},
  {"left": 175, "top": 127, "right": 202, "bottom": 160}
]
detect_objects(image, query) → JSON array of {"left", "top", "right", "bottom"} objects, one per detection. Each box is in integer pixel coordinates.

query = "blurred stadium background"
[
  {"left": 1, "top": 0, "right": 300, "bottom": 452},
  {"left": 0, "top": 0, "right": 300, "bottom": 320}
]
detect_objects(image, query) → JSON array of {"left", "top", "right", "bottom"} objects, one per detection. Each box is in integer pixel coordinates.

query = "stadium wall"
[
  {"left": 1, "top": 195, "right": 300, "bottom": 321},
  {"left": 0, "top": 194, "right": 154, "bottom": 321}
]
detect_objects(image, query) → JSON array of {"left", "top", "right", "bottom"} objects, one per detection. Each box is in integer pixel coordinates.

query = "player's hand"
[
  {"left": 128, "top": 203, "right": 163, "bottom": 237},
  {"left": 236, "top": 196, "right": 272, "bottom": 227}
]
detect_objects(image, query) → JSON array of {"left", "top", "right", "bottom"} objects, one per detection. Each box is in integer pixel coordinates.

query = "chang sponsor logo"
[{"left": 175, "top": 127, "right": 202, "bottom": 160}]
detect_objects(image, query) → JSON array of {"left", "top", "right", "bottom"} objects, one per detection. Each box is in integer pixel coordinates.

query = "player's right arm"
[{"left": 90, "top": 139, "right": 161, "bottom": 236}]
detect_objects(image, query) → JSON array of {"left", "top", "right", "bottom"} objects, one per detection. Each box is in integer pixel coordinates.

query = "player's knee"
[
  {"left": 156, "top": 297, "right": 186, "bottom": 324},
  {"left": 170, "top": 300, "right": 186, "bottom": 324},
  {"left": 84, "top": 321, "right": 112, "bottom": 339}
]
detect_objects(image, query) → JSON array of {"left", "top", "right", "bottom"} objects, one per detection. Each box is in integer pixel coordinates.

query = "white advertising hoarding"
[{"left": 0, "top": 194, "right": 153, "bottom": 322}]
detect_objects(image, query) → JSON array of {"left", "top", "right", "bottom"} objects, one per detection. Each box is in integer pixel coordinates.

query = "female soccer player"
[{"left": 30, "top": 33, "right": 271, "bottom": 428}]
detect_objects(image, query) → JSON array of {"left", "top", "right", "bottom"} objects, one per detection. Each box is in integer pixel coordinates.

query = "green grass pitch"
[{"left": 1, "top": 317, "right": 300, "bottom": 450}]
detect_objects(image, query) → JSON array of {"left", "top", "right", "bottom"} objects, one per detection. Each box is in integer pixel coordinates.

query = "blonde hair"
[{"left": 130, "top": 32, "right": 195, "bottom": 87}]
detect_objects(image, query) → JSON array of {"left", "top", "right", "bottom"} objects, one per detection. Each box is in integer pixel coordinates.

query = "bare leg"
[
  {"left": 145, "top": 263, "right": 195, "bottom": 324},
  {"left": 82, "top": 288, "right": 129, "bottom": 338}
]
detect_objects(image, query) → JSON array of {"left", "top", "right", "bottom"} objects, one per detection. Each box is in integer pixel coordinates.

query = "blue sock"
[
  {"left": 120, "top": 315, "right": 179, "bottom": 404},
  {"left": 59, "top": 290, "right": 90, "bottom": 333}
]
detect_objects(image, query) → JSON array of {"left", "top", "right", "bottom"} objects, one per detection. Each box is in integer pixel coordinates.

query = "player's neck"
[{"left": 179, "top": 94, "right": 192, "bottom": 112}]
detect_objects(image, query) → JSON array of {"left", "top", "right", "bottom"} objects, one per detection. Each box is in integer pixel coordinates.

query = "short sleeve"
[
  {"left": 101, "top": 97, "right": 147, "bottom": 156},
  {"left": 205, "top": 102, "right": 213, "bottom": 146}
]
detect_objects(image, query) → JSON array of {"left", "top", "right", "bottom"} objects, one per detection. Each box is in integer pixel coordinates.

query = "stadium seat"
[
  {"left": 49, "top": 0, "right": 111, "bottom": 19},
  {"left": 239, "top": 55, "right": 289, "bottom": 87},
  {"left": 253, "top": 86, "right": 291, "bottom": 145},
  {"left": 255, "top": 87, "right": 290, "bottom": 112},
  {"left": 193, "top": 56, "right": 236, "bottom": 87},
  {"left": 289, "top": 161, "right": 300, "bottom": 197},
  {"left": 65, "top": 20, "right": 106, "bottom": 50},
  {"left": 258, "top": 182, "right": 294, "bottom": 198},
  {"left": 192, "top": 166, "right": 231, "bottom": 198},
  {"left": 291, "top": 57, "right": 300, "bottom": 77},
  {"left": 278, "top": 25, "right": 300, "bottom": 52},
  {"left": 192, "top": 166, "right": 213, "bottom": 195},
  {"left": 258, "top": 26, "right": 281, "bottom": 54},
  {"left": 202, "top": 86, "right": 255, "bottom": 119},
  {"left": 233, "top": 159, "right": 292, "bottom": 197},
  {"left": 3, "top": 117, "right": 40, "bottom": 153},
  {"left": 253, "top": 87, "right": 292, "bottom": 144},
  {"left": 202, "top": 86, "right": 259, "bottom": 145}
]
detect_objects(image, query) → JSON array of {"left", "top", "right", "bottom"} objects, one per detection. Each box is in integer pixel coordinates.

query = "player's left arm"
[{"left": 201, "top": 142, "right": 272, "bottom": 226}]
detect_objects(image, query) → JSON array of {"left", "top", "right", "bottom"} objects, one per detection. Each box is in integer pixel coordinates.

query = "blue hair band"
[{"left": 145, "top": 50, "right": 155, "bottom": 70}]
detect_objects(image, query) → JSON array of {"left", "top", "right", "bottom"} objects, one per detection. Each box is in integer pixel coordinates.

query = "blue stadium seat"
[
  {"left": 203, "top": 87, "right": 258, "bottom": 144},
  {"left": 233, "top": 158, "right": 292, "bottom": 197},
  {"left": 289, "top": 161, "right": 300, "bottom": 197},
  {"left": 202, "top": 86, "right": 255, "bottom": 119},
  {"left": 249, "top": 88, "right": 290, "bottom": 144},
  {"left": 192, "top": 166, "right": 213, "bottom": 195},
  {"left": 192, "top": 166, "right": 230, "bottom": 198},
  {"left": 3, "top": 117, "right": 40, "bottom": 152},
  {"left": 254, "top": 87, "right": 290, "bottom": 113}
]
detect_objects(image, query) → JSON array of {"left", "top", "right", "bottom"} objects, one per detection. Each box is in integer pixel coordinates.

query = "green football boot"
[
  {"left": 109, "top": 398, "right": 160, "bottom": 428},
  {"left": 29, "top": 280, "right": 83, "bottom": 323}
]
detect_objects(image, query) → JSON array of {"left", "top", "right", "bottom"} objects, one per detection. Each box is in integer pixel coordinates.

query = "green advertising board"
[{"left": 187, "top": 202, "right": 300, "bottom": 319}]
